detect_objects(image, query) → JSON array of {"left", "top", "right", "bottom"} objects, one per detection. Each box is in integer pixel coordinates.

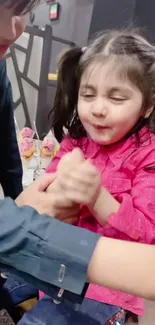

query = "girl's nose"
[{"left": 91, "top": 98, "right": 107, "bottom": 117}]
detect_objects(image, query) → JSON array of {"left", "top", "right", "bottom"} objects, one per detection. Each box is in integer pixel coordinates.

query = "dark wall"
[
  {"left": 134, "top": 0, "right": 155, "bottom": 42},
  {"left": 89, "top": 0, "right": 135, "bottom": 38},
  {"left": 32, "top": 0, "right": 94, "bottom": 45},
  {"left": 89, "top": 0, "right": 155, "bottom": 42},
  {"left": 30, "top": 0, "right": 94, "bottom": 124},
  {"left": 31, "top": 0, "right": 94, "bottom": 72}
]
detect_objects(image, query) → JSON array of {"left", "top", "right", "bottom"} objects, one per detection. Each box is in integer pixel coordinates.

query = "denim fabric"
[
  {"left": 0, "top": 267, "right": 89, "bottom": 310},
  {"left": 18, "top": 296, "right": 126, "bottom": 325},
  {"left": 1, "top": 273, "right": 38, "bottom": 305}
]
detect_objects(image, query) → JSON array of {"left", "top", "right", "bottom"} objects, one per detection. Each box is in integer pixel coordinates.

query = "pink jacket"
[{"left": 46, "top": 127, "right": 155, "bottom": 316}]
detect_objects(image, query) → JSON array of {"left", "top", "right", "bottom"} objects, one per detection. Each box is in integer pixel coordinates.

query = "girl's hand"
[
  {"left": 57, "top": 147, "right": 85, "bottom": 173},
  {"left": 56, "top": 158, "right": 101, "bottom": 207},
  {"left": 46, "top": 148, "right": 85, "bottom": 223},
  {"left": 46, "top": 148, "right": 101, "bottom": 222}
]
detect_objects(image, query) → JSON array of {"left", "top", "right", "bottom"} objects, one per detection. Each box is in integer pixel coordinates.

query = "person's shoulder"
[
  {"left": 134, "top": 130, "right": 155, "bottom": 170},
  {"left": 139, "top": 130, "right": 155, "bottom": 153},
  {"left": 0, "top": 59, "right": 9, "bottom": 99},
  {"left": 0, "top": 59, "right": 7, "bottom": 84},
  {"left": 0, "top": 59, "right": 6, "bottom": 71}
]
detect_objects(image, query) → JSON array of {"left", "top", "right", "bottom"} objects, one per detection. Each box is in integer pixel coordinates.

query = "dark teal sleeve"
[
  {"left": 0, "top": 198, "right": 99, "bottom": 296},
  {"left": 0, "top": 59, "right": 23, "bottom": 199}
]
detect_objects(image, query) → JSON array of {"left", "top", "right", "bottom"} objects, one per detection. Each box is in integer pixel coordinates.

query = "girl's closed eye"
[
  {"left": 80, "top": 85, "right": 96, "bottom": 100},
  {"left": 80, "top": 91, "right": 96, "bottom": 101},
  {"left": 83, "top": 93, "right": 95, "bottom": 99},
  {"left": 110, "top": 96, "right": 127, "bottom": 103},
  {"left": 108, "top": 88, "right": 130, "bottom": 104}
]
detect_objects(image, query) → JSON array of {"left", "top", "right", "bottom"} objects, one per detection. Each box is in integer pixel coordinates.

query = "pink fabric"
[
  {"left": 39, "top": 291, "right": 44, "bottom": 299},
  {"left": 45, "top": 127, "right": 155, "bottom": 315}
]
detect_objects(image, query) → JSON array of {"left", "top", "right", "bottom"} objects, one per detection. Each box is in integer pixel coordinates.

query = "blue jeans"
[
  {"left": 1, "top": 273, "right": 38, "bottom": 305},
  {"left": 18, "top": 296, "right": 126, "bottom": 325}
]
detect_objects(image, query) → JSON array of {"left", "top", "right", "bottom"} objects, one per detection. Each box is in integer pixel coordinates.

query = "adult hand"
[
  {"left": 15, "top": 173, "right": 58, "bottom": 217},
  {"left": 46, "top": 177, "right": 80, "bottom": 224}
]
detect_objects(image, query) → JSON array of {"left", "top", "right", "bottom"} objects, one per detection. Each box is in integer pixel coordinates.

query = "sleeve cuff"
[{"left": 40, "top": 221, "right": 100, "bottom": 295}]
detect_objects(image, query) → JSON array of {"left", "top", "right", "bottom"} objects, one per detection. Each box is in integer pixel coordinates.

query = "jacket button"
[
  {"left": 58, "top": 264, "right": 66, "bottom": 282},
  {"left": 53, "top": 288, "right": 64, "bottom": 304}
]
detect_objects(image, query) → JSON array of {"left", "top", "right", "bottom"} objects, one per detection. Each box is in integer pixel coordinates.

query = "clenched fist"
[{"left": 47, "top": 148, "right": 101, "bottom": 213}]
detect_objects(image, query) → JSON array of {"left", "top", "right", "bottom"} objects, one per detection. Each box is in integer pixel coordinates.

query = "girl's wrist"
[
  {"left": 88, "top": 186, "right": 102, "bottom": 211},
  {"left": 89, "top": 187, "right": 120, "bottom": 225}
]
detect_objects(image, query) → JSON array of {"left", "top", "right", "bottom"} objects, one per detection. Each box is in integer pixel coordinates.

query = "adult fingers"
[{"left": 34, "top": 173, "right": 57, "bottom": 192}]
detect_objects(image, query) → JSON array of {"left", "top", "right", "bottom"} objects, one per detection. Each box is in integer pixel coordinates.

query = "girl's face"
[
  {"left": 78, "top": 60, "right": 152, "bottom": 145},
  {"left": 0, "top": 3, "right": 27, "bottom": 60}
]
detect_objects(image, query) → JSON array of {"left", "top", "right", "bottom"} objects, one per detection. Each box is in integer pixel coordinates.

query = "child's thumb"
[
  {"left": 58, "top": 148, "right": 85, "bottom": 172},
  {"left": 72, "top": 147, "right": 85, "bottom": 162}
]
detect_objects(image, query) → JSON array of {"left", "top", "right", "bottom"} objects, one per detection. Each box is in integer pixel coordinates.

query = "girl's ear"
[
  {"left": 144, "top": 96, "right": 155, "bottom": 119},
  {"left": 144, "top": 105, "right": 154, "bottom": 119}
]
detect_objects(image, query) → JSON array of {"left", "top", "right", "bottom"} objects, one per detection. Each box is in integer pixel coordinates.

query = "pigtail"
[{"left": 49, "top": 47, "right": 83, "bottom": 142}]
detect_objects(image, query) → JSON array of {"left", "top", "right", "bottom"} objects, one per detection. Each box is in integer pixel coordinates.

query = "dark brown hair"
[
  {"left": 50, "top": 29, "right": 155, "bottom": 142},
  {"left": 5, "top": 0, "right": 42, "bottom": 15}
]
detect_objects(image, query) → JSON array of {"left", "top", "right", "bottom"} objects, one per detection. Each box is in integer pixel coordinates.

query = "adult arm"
[
  {"left": 88, "top": 237, "right": 155, "bottom": 301},
  {"left": 0, "top": 194, "right": 99, "bottom": 297}
]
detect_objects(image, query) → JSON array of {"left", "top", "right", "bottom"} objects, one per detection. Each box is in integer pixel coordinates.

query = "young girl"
[{"left": 20, "top": 29, "right": 155, "bottom": 324}]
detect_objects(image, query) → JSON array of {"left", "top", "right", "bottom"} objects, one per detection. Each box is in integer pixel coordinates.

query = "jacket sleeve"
[
  {"left": 0, "top": 59, "right": 23, "bottom": 199},
  {"left": 0, "top": 198, "right": 99, "bottom": 297},
  {"left": 108, "top": 148, "right": 155, "bottom": 244}
]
